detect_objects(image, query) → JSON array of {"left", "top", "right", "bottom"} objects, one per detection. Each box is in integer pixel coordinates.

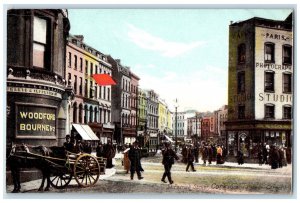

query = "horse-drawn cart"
[
  {"left": 7, "top": 145, "right": 107, "bottom": 192},
  {"left": 48, "top": 152, "right": 107, "bottom": 188}
]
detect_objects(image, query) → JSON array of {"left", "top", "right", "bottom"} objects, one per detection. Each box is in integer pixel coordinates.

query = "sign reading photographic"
[{"left": 16, "top": 103, "right": 57, "bottom": 138}]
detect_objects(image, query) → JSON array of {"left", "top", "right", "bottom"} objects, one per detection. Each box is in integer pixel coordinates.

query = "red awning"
[{"left": 92, "top": 74, "right": 116, "bottom": 86}]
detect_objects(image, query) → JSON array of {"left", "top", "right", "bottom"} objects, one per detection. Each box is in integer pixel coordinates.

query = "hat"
[{"left": 66, "top": 134, "right": 71, "bottom": 139}]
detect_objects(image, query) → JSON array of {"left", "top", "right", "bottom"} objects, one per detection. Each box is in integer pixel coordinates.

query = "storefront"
[{"left": 226, "top": 120, "right": 292, "bottom": 163}]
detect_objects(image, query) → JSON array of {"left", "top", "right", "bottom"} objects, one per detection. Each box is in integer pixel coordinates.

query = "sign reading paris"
[{"left": 16, "top": 104, "right": 56, "bottom": 137}]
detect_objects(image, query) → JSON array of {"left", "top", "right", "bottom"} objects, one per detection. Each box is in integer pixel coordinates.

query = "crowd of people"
[{"left": 63, "top": 135, "right": 289, "bottom": 185}]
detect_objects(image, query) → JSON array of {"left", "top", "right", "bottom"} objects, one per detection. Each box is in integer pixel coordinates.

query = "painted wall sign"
[
  {"left": 255, "top": 63, "right": 292, "bottom": 71},
  {"left": 7, "top": 86, "right": 62, "bottom": 98},
  {"left": 16, "top": 104, "right": 57, "bottom": 137},
  {"left": 258, "top": 93, "right": 292, "bottom": 103}
]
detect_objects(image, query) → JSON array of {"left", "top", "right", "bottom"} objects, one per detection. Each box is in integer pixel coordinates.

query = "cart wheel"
[
  {"left": 50, "top": 173, "right": 72, "bottom": 189},
  {"left": 74, "top": 154, "right": 100, "bottom": 187}
]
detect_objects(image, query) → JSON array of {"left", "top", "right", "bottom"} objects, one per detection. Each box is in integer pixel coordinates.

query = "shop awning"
[
  {"left": 72, "top": 124, "right": 99, "bottom": 141},
  {"left": 164, "top": 135, "right": 175, "bottom": 143}
]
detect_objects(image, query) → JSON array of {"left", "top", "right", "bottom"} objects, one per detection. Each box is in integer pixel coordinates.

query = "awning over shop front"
[
  {"left": 164, "top": 135, "right": 175, "bottom": 143},
  {"left": 72, "top": 124, "right": 99, "bottom": 141}
]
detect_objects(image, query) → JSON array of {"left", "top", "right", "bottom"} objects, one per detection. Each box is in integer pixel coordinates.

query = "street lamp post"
[{"left": 174, "top": 98, "right": 179, "bottom": 153}]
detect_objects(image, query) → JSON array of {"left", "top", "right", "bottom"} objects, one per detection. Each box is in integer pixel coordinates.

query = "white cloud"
[
  {"left": 138, "top": 65, "right": 227, "bottom": 112},
  {"left": 127, "top": 24, "right": 205, "bottom": 58}
]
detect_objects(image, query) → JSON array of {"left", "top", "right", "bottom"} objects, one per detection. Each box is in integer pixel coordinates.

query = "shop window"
[
  {"left": 283, "top": 105, "right": 292, "bottom": 119},
  {"left": 33, "top": 16, "right": 49, "bottom": 68},
  {"left": 238, "top": 105, "right": 245, "bottom": 119},
  {"left": 238, "top": 43, "right": 246, "bottom": 64},
  {"left": 264, "top": 42, "right": 275, "bottom": 63},
  {"left": 237, "top": 71, "right": 245, "bottom": 93},
  {"left": 283, "top": 73, "right": 292, "bottom": 93},
  {"left": 283, "top": 45, "right": 292, "bottom": 65},
  {"left": 265, "top": 104, "right": 275, "bottom": 118},
  {"left": 265, "top": 71, "right": 275, "bottom": 92}
]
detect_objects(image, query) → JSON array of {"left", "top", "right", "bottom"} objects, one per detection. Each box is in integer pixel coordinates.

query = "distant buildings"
[{"left": 225, "top": 13, "right": 293, "bottom": 161}]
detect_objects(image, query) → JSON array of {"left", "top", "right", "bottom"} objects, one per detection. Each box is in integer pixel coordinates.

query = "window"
[
  {"left": 237, "top": 71, "right": 245, "bottom": 93},
  {"left": 264, "top": 42, "right": 275, "bottom": 63},
  {"left": 90, "top": 63, "right": 93, "bottom": 75},
  {"left": 90, "top": 81, "right": 93, "bottom": 98},
  {"left": 103, "top": 86, "right": 106, "bottom": 100},
  {"left": 238, "top": 43, "right": 246, "bottom": 64},
  {"left": 85, "top": 60, "right": 88, "bottom": 74},
  {"left": 74, "top": 75, "right": 77, "bottom": 94},
  {"left": 265, "top": 71, "right": 275, "bottom": 92},
  {"left": 74, "top": 55, "right": 77, "bottom": 69},
  {"left": 265, "top": 104, "right": 275, "bottom": 118},
  {"left": 283, "top": 73, "right": 292, "bottom": 93},
  {"left": 238, "top": 105, "right": 245, "bottom": 119},
  {"left": 80, "top": 58, "right": 83, "bottom": 71},
  {"left": 85, "top": 79, "right": 88, "bottom": 97},
  {"left": 107, "top": 88, "right": 110, "bottom": 101},
  {"left": 79, "top": 77, "right": 83, "bottom": 95},
  {"left": 68, "top": 73, "right": 71, "bottom": 86},
  {"left": 283, "top": 45, "right": 292, "bottom": 65},
  {"left": 33, "top": 16, "right": 48, "bottom": 68},
  {"left": 68, "top": 52, "right": 71, "bottom": 68},
  {"left": 283, "top": 105, "right": 292, "bottom": 119}
]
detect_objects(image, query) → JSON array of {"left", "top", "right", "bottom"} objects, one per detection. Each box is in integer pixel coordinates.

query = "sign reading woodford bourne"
[{"left": 16, "top": 103, "right": 57, "bottom": 138}]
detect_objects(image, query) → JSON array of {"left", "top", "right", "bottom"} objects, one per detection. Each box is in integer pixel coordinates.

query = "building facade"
[
  {"left": 108, "top": 57, "right": 136, "bottom": 145},
  {"left": 225, "top": 14, "right": 293, "bottom": 161},
  {"left": 7, "top": 9, "right": 70, "bottom": 147},
  {"left": 66, "top": 34, "right": 114, "bottom": 144}
]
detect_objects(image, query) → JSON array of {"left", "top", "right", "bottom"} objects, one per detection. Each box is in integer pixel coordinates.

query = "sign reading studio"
[{"left": 16, "top": 103, "right": 57, "bottom": 138}]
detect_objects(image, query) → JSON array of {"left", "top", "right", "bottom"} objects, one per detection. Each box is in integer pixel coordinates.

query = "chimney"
[{"left": 74, "top": 35, "right": 84, "bottom": 42}]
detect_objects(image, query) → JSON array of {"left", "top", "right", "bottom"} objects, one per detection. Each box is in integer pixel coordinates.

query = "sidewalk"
[{"left": 6, "top": 168, "right": 116, "bottom": 193}]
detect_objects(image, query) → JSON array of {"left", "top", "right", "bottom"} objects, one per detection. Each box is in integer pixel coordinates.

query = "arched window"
[
  {"left": 84, "top": 105, "right": 88, "bottom": 124},
  {"left": 72, "top": 102, "right": 77, "bottom": 123},
  {"left": 94, "top": 107, "right": 98, "bottom": 122},
  {"left": 89, "top": 106, "right": 93, "bottom": 123},
  {"left": 78, "top": 104, "right": 83, "bottom": 123}
]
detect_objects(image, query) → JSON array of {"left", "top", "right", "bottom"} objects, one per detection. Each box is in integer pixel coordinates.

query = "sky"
[{"left": 68, "top": 9, "right": 291, "bottom": 112}]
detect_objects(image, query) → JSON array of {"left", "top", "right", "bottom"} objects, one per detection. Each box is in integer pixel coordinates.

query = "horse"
[
  {"left": 7, "top": 144, "right": 65, "bottom": 193},
  {"left": 7, "top": 144, "right": 69, "bottom": 193}
]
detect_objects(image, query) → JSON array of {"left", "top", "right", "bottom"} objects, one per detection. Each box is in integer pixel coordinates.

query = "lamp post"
[{"left": 174, "top": 98, "right": 179, "bottom": 153}]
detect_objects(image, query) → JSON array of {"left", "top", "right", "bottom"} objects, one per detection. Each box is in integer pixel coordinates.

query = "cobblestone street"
[{"left": 6, "top": 155, "right": 292, "bottom": 196}]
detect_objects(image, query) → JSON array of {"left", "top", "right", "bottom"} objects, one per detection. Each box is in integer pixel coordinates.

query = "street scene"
[{"left": 5, "top": 7, "right": 293, "bottom": 197}]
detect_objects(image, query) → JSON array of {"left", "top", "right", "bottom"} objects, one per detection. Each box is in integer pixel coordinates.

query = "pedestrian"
[
  {"left": 63, "top": 134, "right": 74, "bottom": 152},
  {"left": 73, "top": 139, "right": 83, "bottom": 153},
  {"left": 83, "top": 140, "right": 92, "bottom": 154},
  {"left": 269, "top": 145, "right": 279, "bottom": 169},
  {"left": 123, "top": 147, "right": 131, "bottom": 174},
  {"left": 96, "top": 142, "right": 104, "bottom": 157},
  {"left": 103, "top": 141, "right": 116, "bottom": 168},
  {"left": 207, "top": 145, "right": 213, "bottom": 164},
  {"left": 262, "top": 143, "right": 268, "bottom": 164},
  {"left": 216, "top": 145, "right": 223, "bottom": 164},
  {"left": 186, "top": 145, "right": 196, "bottom": 172},
  {"left": 194, "top": 143, "right": 200, "bottom": 163},
  {"left": 237, "top": 150, "right": 244, "bottom": 165},
  {"left": 201, "top": 143, "right": 208, "bottom": 165},
  {"left": 128, "top": 141, "right": 144, "bottom": 180},
  {"left": 257, "top": 147, "right": 263, "bottom": 166},
  {"left": 161, "top": 142, "right": 179, "bottom": 184},
  {"left": 181, "top": 144, "right": 188, "bottom": 164}
]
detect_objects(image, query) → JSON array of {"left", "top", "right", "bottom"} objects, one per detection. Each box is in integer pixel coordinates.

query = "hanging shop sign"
[{"left": 15, "top": 103, "right": 57, "bottom": 138}]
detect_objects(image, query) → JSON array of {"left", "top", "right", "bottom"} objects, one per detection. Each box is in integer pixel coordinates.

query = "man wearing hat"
[
  {"left": 63, "top": 134, "right": 74, "bottom": 152},
  {"left": 161, "top": 142, "right": 179, "bottom": 184},
  {"left": 128, "top": 141, "right": 144, "bottom": 180}
]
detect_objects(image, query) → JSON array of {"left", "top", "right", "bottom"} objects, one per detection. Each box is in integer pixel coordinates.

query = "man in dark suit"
[
  {"left": 128, "top": 141, "right": 143, "bottom": 180},
  {"left": 161, "top": 142, "right": 179, "bottom": 184}
]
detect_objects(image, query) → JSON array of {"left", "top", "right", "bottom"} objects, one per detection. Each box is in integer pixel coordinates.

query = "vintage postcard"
[{"left": 4, "top": 7, "right": 294, "bottom": 197}]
